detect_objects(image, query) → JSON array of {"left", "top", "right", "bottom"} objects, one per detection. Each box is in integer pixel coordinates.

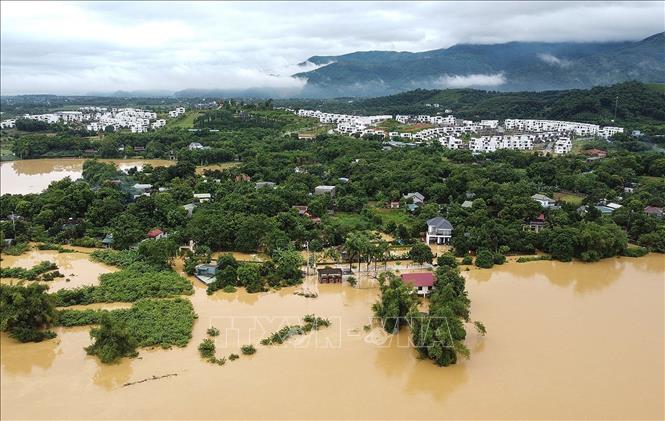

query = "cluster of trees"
[
  {"left": 206, "top": 250, "right": 304, "bottom": 294},
  {"left": 372, "top": 255, "right": 485, "bottom": 366}
]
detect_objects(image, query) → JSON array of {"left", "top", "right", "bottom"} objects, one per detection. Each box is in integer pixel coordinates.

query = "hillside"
[
  {"left": 294, "top": 33, "right": 665, "bottom": 97},
  {"left": 277, "top": 82, "right": 665, "bottom": 131}
]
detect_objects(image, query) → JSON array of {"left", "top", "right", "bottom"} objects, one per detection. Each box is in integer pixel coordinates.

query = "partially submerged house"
[
  {"left": 401, "top": 273, "right": 435, "bottom": 296},
  {"left": 425, "top": 217, "right": 453, "bottom": 244},
  {"left": 101, "top": 234, "right": 114, "bottom": 248},
  {"left": 317, "top": 267, "right": 343, "bottom": 284},
  {"left": 194, "top": 263, "right": 217, "bottom": 285}
]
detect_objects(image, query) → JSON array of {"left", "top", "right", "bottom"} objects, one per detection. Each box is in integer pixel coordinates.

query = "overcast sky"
[{"left": 1, "top": 1, "right": 663, "bottom": 95}]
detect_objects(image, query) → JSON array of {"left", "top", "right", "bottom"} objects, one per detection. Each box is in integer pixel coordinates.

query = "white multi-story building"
[
  {"left": 0, "top": 119, "right": 16, "bottom": 129},
  {"left": 554, "top": 137, "right": 572, "bottom": 154}
]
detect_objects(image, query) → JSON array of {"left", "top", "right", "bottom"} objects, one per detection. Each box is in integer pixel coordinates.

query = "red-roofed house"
[
  {"left": 401, "top": 272, "right": 435, "bottom": 296},
  {"left": 147, "top": 228, "right": 165, "bottom": 239},
  {"left": 644, "top": 206, "right": 664, "bottom": 218}
]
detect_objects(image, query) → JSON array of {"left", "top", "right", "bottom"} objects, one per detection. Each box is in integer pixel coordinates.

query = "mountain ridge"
[{"left": 294, "top": 33, "right": 665, "bottom": 97}]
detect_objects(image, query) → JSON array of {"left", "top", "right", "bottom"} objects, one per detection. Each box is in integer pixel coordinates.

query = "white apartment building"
[
  {"left": 0, "top": 119, "right": 16, "bottom": 129},
  {"left": 554, "top": 137, "right": 572, "bottom": 154}
]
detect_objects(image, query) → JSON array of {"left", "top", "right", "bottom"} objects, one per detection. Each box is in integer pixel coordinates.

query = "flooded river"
[
  {"left": 1, "top": 253, "right": 663, "bottom": 419},
  {"left": 0, "top": 159, "right": 175, "bottom": 195},
  {"left": 0, "top": 159, "right": 240, "bottom": 195}
]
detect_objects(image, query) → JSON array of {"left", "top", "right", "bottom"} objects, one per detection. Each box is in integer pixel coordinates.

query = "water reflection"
[
  {"left": 0, "top": 333, "right": 58, "bottom": 375},
  {"left": 92, "top": 358, "right": 133, "bottom": 390},
  {"left": 468, "top": 258, "right": 626, "bottom": 294}
]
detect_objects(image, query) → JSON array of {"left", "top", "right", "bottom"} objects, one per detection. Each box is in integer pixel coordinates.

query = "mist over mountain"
[{"left": 294, "top": 32, "right": 665, "bottom": 97}]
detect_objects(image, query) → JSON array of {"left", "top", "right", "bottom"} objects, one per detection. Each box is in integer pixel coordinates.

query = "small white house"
[
  {"left": 193, "top": 193, "right": 211, "bottom": 203},
  {"left": 532, "top": 194, "right": 556, "bottom": 209},
  {"left": 425, "top": 217, "right": 453, "bottom": 244}
]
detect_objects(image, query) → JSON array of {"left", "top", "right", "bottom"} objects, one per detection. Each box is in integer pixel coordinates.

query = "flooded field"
[
  {"left": 1, "top": 253, "right": 663, "bottom": 419},
  {"left": 0, "top": 248, "right": 115, "bottom": 291},
  {"left": 0, "top": 158, "right": 175, "bottom": 194}
]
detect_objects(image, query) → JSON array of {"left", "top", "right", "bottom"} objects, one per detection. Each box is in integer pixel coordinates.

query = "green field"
[
  {"left": 554, "top": 192, "right": 585, "bottom": 206},
  {"left": 168, "top": 111, "right": 203, "bottom": 129},
  {"left": 372, "top": 207, "right": 412, "bottom": 227},
  {"left": 646, "top": 83, "right": 665, "bottom": 93}
]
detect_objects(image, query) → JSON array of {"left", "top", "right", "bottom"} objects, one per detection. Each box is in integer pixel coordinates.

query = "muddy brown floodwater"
[
  {"left": 0, "top": 159, "right": 240, "bottom": 195},
  {"left": 1, "top": 254, "right": 664, "bottom": 420},
  {"left": 0, "top": 159, "right": 175, "bottom": 195},
  {"left": 1, "top": 248, "right": 116, "bottom": 291}
]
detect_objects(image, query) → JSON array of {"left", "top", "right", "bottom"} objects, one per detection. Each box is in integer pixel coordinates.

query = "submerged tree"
[
  {"left": 372, "top": 272, "right": 419, "bottom": 333},
  {"left": 85, "top": 315, "right": 138, "bottom": 364},
  {"left": 0, "top": 283, "right": 56, "bottom": 342}
]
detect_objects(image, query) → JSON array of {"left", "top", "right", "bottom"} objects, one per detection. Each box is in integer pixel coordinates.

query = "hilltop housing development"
[
  {"left": 0, "top": 106, "right": 188, "bottom": 133},
  {"left": 290, "top": 108, "right": 624, "bottom": 155}
]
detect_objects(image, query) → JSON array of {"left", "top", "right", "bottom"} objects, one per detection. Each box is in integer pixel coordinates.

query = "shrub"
[
  {"left": 462, "top": 256, "right": 473, "bottom": 265},
  {"left": 222, "top": 285, "right": 237, "bottom": 293},
  {"left": 2, "top": 242, "right": 30, "bottom": 256},
  {"left": 90, "top": 249, "right": 141, "bottom": 269},
  {"left": 228, "top": 353, "right": 239, "bottom": 361},
  {"left": 241, "top": 344, "right": 256, "bottom": 355},
  {"left": 437, "top": 253, "right": 458, "bottom": 268},
  {"left": 85, "top": 315, "right": 138, "bottom": 364},
  {"left": 0, "top": 261, "right": 58, "bottom": 280},
  {"left": 198, "top": 338, "right": 215, "bottom": 359},
  {"left": 207, "top": 327, "right": 220, "bottom": 337},
  {"left": 346, "top": 276, "right": 357, "bottom": 287},
  {"left": 516, "top": 255, "right": 552, "bottom": 263},
  {"left": 493, "top": 253, "right": 506, "bottom": 265},
  {"left": 623, "top": 246, "right": 648, "bottom": 258},
  {"left": 474, "top": 250, "right": 494, "bottom": 269}
]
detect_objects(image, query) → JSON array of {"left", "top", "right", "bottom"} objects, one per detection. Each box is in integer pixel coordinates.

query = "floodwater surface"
[
  {"left": 1, "top": 254, "right": 663, "bottom": 420},
  {"left": 0, "top": 158, "right": 175, "bottom": 194},
  {"left": 1, "top": 248, "right": 115, "bottom": 291}
]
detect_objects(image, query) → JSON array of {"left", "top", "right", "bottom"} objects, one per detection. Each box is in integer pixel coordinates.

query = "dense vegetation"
[
  {"left": 51, "top": 265, "right": 193, "bottom": 306},
  {"left": 57, "top": 298, "right": 196, "bottom": 348},
  {"left": 0, "top": 283, "right": 57, "bottom": 342}
]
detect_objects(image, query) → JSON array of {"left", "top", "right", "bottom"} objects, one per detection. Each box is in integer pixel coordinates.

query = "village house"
[
  {"left": 554, "top": 137, "right": 572, "bottom": 154},
  {"left": 524, "top": 213, "right": 546, "bottom": 233},
  {"left": 532, "top": 194, "right": 556, "bottom": 209},
  {"left": 425, "top": 217, "right": 453, "bottom": 244},
  {"left": 256, "top": 181, "right": 276, "bottom": 189},
  {"left": 389, "top": 200, "right": 401, "bottom": 209},
  {"left": 401, "top": 273, "right": 435, "bottom": 296},
  {"left": 194, "top": 263, "right": 217, "bottom": 285},
  {"left": 188, "top": 142, "right": 205, "bottom": 150},
  {"left": 644, "top": 206, "right": 664, "bottom": 218},
  {"left": 314, "top": 185, "right": 336, "bottom": 196},
  {"left": 183, "top": 203, "right": 197, "bottom": 217},
  {"left": 101, "top": 234, "right": 114, "bottom": 248},
  {"left": 461, "top": 200, "right": 473, "bottom": 208},
  {"left": 403, "top": 192, "right": 425, "bottom": 204},
  {"left": 147, "top": 228, "right": 166, "bottom": 239},
  {"left": 317, "top": 267, "right": 343, "bottom": 284},
  {"left": 193, "top": 193, "right": 212, "bottom": 203}
]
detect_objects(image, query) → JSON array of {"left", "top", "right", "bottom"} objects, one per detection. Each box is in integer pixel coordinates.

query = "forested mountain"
[
  {"left": 295, "top": 33, "right": 665, "bottom": 97},
  {"left": 277, "top": 82, "right": 665, "bottom": 131}
]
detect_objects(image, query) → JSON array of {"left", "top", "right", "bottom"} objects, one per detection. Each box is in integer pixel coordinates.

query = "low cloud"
[
  {"left": 435, "top": 73, "right": 506, "bottom": 88},
  {"left": 537, "top": 53, "right": 572, "bottom": 67}
]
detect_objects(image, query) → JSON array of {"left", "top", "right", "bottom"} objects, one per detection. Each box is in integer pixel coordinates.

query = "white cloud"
[
  {"left": 537, "top": 53, "right": 572, "bottom": 67},
  {"left": 436, "top": 73, "right": 507, "bottom": 88},
  {"left": 1, "top": 1, "right": 663, "bottom": 94}
]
